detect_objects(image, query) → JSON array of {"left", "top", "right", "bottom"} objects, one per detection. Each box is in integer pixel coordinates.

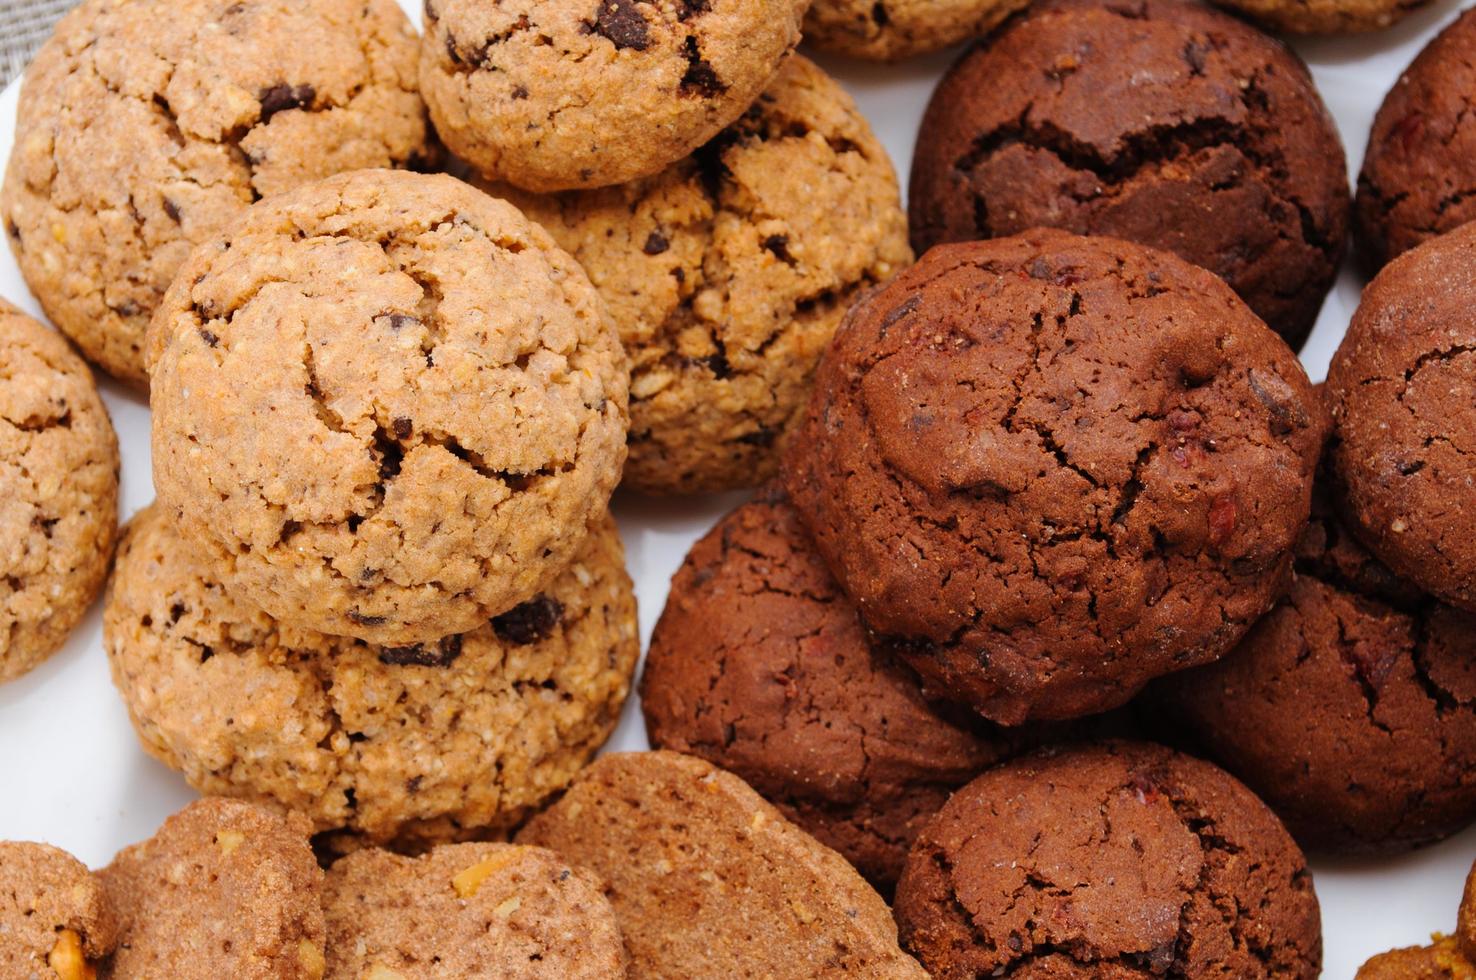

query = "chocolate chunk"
[
  {"left": 594, "top": 0, "right": 650, "bottom": 50},
  {"left": 198, "top": 328, "right": 219, "bottom": 347},
  {"left": 643, "top": 230, "right": 670, "bottom": 255},
  {"left": 680, "top": 37, "right": 726, "bottom": 97},
  {"left": 378, "top": 634, "right": 464, "bottom": 668},
  {"left": 391, "top": 417, "right": 413, "bottom": 440},
  {"left": 258, "top": 83, "right": 317, "bottom": 123},
  {"left": 491, "top": 596, "right": 565, "bottom": 645}
]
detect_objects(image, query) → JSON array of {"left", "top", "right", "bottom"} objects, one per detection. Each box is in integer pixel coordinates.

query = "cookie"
[
  {"left": 1147, "top": 477, "right": 1476, "bottom": 854},
  {"left": 783, "top": 231, "right": 1325, "bottom": 725},
  {"left": 489, "top": 55, "right": 910, "bottom": 495},
  {"left": 100, "top": 798, "right": 326, "bottom": 979},
  {"left": 323, "top": 843, "right": 626, "bottom": 979},
  {"left": 1356, "top": 9, "right": 1476, "bottom": 270},
  {"left": 105, "top": 504, "right": 638, "bottom": 851},
  {"left": 894, "top": 741, "right": 1323, "bottom": 979},
  {"left": 148, "top": 169, "right": 629, "bottom": 644},
  {"left": 803, "top": 0, "right": 1030, "bottom": 61},
  {"left": 516, "top": 751, "right": 929, "bottom": 979},
  {"left": 0, "top": 301, "right": 118, "bottom": 685},
  {"left": 1326, "top": 222, "right": 1476, "bottom": 612},
  {"left": 0, "top": 0, "right": 430, "bottom": 385},
  {"left": 907, "top": 0, "right": 1349, "bottom": 349},
  {"left": 641, "top": 489, "right": 1020, "bottom": 888},
  {"left": 420, "top": 0, "right": 808, "bottom": 192},
  {"left": 1357, "top": 861, "right": 1476, "bottom": 978},
  {"left": 0, "top": 841, "right": 115, "bottom": 980},
  {"left": 1210, "top": 0, "right": 1430, "bottom": 34}
]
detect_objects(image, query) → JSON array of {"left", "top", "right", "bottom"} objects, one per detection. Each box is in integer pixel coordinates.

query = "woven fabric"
[{"left": 0, "top": 0, "right": 77, "bottom": 87}]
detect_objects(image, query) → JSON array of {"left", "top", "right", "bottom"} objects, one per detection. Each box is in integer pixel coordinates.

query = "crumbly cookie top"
[{"left": 0, "top": 841, "right": 116, "bottom": 978}]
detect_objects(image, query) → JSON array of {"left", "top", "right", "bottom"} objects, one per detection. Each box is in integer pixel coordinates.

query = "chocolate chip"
[
  {"left": 406, "top": 775, "right": 423, "bottom": 793},
  {"left": 511, "top": 84, "right": 529, "bottom": 100},
  {"left": 379, "top": 634, "right": 464, "bottom": 667},
  {"left": 258, "top": 83, "right": 316, "bottom": 123},
  {"left": 762, "top": 234, "right": 793, "bottom": 263},
  {"left": 703, "top": 349, "right": 731, "bottom": 379},
  {"left": 593, "top": 0, "right": 650, "bottom": 50},
  {"left": 736, "top": 426, "right": 777, "bottom": 447},
  {"left": 347, "top": 611, "right": 388, "bottom": 627},
  {"left": 392, "top": 416, "right": 413, "bottom": 440},
  {"left": 643, "top": 230, "right": 670, "bottom": 255},
  {"left": 378, "top": 312, "right": 421, "bottom": 332},
  {"left": 680, "top": 36, "right": 726, "bottom": 97},
  {"left": 879, "top": 295, "right": 920, "bottom": 337},
  {"left": 1183, "top": 39, "right": 1208, "bottom": 76},
  {"left": 491, "top": 596, "right": 565, "bottom": 645},
  {"left": 162, "top": 197, "right": 182, "bottom": 223},
  {"left": 198, "top": 328, "right": 219, "bottom": 347}
]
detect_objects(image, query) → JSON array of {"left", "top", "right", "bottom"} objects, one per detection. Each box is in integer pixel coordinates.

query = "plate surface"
[{"left": 0, "top": 2, "right": 1472, "bottom": 975}]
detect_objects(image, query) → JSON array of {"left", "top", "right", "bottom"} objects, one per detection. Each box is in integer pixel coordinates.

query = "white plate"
[{"left": 0, "top": 2, "right": 1472, "bottom": 975}]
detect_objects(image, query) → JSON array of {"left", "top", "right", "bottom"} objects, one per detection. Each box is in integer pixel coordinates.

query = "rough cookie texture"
[
  {"left": 1149, "top": 478, "right": 1476, "bottom": 854},
  {"left": 1357, "top": 10, "right": 1476, "bottom": 270},
  {"left": 148, "top": 170, "right": 628, "bottom": 643},
  {"left": 642, "top": 490, "right": 1021, "bottom": 888},
  {"left": 803, "top": 0, "right": 1030, "bottom": 61},
  {"left": 894, "top": 741, "right": 1323, "bottom": 979},
  {"left": 1210, "top": 0, "right": 1430, "bottom": 34},
  {"left": 0, "top": 841, "right": 115, "bottom": 979},
  {"left": 1357, "top": 861, "right": 1476, "bottom": 978},
  {"left": 908, "top": 0, "right": 1349, "bottom": 349},
  {"left": 420, "top": 0, "right": 807, "bottom": 192},
  {"left": 100, "top": 798, "right": 326, "bottom": 980},
  {"left": 516, "top": 751, "right": 929, "bottom": 979},
  {"left": 493, "top": 56, "right": 910, "bottom": 494},
  {"left": 0, "top": 0, "right": 430, "bottom": 384},
  {"left": 105, "top": 504, "right": 638, "bottom": 851},
  {"left": 0, "top": 300, "right": 118, "bottom": 685},
  {"left": 1326, "top": 222, "right": 1476, "bottom": 612},
  {"left": 783, "top": 231, "right": 1325, "bottom": 725}
]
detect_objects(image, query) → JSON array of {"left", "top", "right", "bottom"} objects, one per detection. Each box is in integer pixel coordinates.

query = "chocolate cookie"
[
  {"left": 516, "top": 751, "right": 929, "bottom": 979},
  {"left": 101, "top": 798, "right": 326, "bottom": 979},
  {"left": 1356, "top": 10, "right": 1476, "bottom": 269},
  {"left": 0, "top": 0, "right": 430, "bottom": 384},
  {"left": 1326, "top": 222, "right": 1476, "bottom": 611},
  {"left": 894, "top": 741, "right": 1322, "bottom": 978},
  {"left": 323, "top": 843, "right": 627, "bottom": 979},
  {"left": 783, "top": 231, "right": 1325, "bottom": 725},
  {"left": 0, "top": 842, "right": 115, "bottom": 980},
  {"left": 907, "top": 0, "right": 1349, "bottom": 349},
  {"left": 803, "top": 0, "right": 1030, "bottom": 61},
  {"left": 420, "top": 0, "right": 808, "bottom": 192},
  {"left": 1211, "top": 0, "right": 1430, "bottom": 33},
  {"left": 0, "top": 301, "right": 118, "bottom": 684},
  {"left": 1148, "top": 476, "right": 1476, "bottom": 854},
  {"left": 148, "top": 170, "right": 628, "bottom": 644},
  {"left": 492, "top": 56, "right": 910, "bottom": 494},
  {"left": 1358, "top": 860, "right": 1476, "bottom": 978},
  {"left": 105, "top": 504, "right": 637, "bottom": 852}
]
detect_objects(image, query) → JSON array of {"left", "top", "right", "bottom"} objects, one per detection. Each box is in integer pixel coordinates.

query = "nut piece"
[
  {"left": 48, "top": 930, "right": 94, "bottom": 980},
  {"left": 451, "top": 853, "right": 518, "bottom": 899}
]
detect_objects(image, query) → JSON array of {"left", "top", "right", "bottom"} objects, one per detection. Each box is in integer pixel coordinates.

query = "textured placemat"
[{"left": 0, "top": 0, "right": 76, "bottom": 87}]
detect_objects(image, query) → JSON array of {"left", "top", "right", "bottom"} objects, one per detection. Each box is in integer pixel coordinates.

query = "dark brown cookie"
[
  {"left": 782, "top": 230, "right": 1326, "bottom": 725},
  {"left": 0, "top": 842, "right": 115, "bottom": 980},
  {"left": 907, "top": 0, "right": 1348, "bottom": 349},
  {"left": 894, "top": 741, "right": 1323, "bottom": 979},
  {"left": 1326, "top": 222, "right": 1476, "bottom": 611},
  {"left": 1356, "top": 10, "right": 1476, "bottom": 270},
  {"left": 1357, "top": 860, "right": 1476, "bottom": 977}
]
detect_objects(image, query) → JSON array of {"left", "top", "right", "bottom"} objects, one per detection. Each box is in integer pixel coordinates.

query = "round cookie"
[
  {"left": 0, "top": 301, "right": 118, "bottom": 685},
  {"left": 105, "top": 503, "right": 638, "bottom": 852},
  {"left": 802, "top": 0, "right": 1030, "bottom": 62},
  {"left": 100, "top": 798, "right": 326, "bottom": 980},
  {"left": 517, "top": 751, "right": 929, "bottom": 978},
  {"left": 148, "top": 169, "right": 628, "bottom": 644},
  {"left": 323, "top": 844, "right": 627, "bottom": 979},
  {"left": 1148, "top": 478, "right": 1476, "bottom": 855},
  {"left": 894, "top": 741, "right": 1323, "bottom": 979},
  {"left": 420, "top": 0, "right": 808, "bottom": 192},
  {"left": 0, "top": 0, "right": 430, "bottom": 385},
  {"left": 490, "top": 55, "right": 911, "bottom": 495},
  {"left": 1358, "top": 861, "right": 1476, "bottom": 978},
  {"left": 783, "top": 231, "right": 1325, "bottom": 725},
  {"left": 0, "top": 842, "right": 115, "bottom": 980},
  {"left": 1210, "top": 0, "right": 1430, "bottom": 34},
  {"left": 907, "top": 0, "right": 1349, "bottom": 349},
  {"left": 1326, "top": 222, "right": 1476, "bottom": 611},
  {"left": 1357, "top": 10, "right": 1476, "bottom": 270},
  {"left": 642, "top": 489, "right": 1020, "bottom": 888}
]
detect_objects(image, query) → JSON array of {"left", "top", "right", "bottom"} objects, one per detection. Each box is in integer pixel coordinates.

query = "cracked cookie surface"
[
  {"left": 491, "top": 56, "right": 910, "bottom": 494},
  {"left": 907, "top": 0, "right": 1348, "bottom": 349},
  {"left": 783, "top": 230, "right": 1325, "bottom": 725},
  {"left": 323, "top": 843, "right": 626, "bottom": 979},
  {"left": 148, "top": 169, "right": 629, "bottom": 644},
  {"left": 0, "top": 300, "right": 118, "bottom": 685},
  {"left": 517, "top": 751, "right": 929, "bottom": 979},
  {"left": 894, "top": 741, "right": 1322, "bottom": 979},
  {"left": 1327, "top": 221, "right": 1476, "bottom": 612},
  {"left": 0, "top": 0, "right": 430, "bottom": 384},
  {"left": 100, "top": 798, "right": 326, "bottom": 980},
  {"left": 1210, "top": 0, "right": 1430, "bottom": 34},
  {"left": 420, "top": 0, "right": 807, "bottom": 192},
  {"left": 803, "top": 0, "right": 1030, "bottom": 61},
  {"left": 105, "top": 504, "right": 638, "bottom": 852},
  {"left": 0, "top": 841, "right": 116, "bottom": 979}
]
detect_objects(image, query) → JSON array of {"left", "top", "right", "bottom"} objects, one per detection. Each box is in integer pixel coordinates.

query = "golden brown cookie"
[
  {"left": 0, "top": 0, "right": 431, "bottom": 385},
  {"left": 105, "top": 504, "right": 638, "bottom": 851},
  {"left": 420, "top": 0, "right": 808, "bottom": 192},
  {"left": 803, "top": 0, "right": 1030, "bottom": 61},
  {"left": 148, "top": 169, "right": 629, "bottom": 644},
  {"left": 517, "top": 751, "right": 929, "bottom": 979},
  {"left": 323, "top": 844, "right": 627, "bottom": 979},
  {"left": 1210, "top": 0, "right": 1430, "bottom": 33},
  {"left": 100, "top": 798, "right": 326, "bottom": 980},
  {"left": 0, "top": 300, "right": 118, "bottom": 685},
  {"left": 492, "top": 56, "right": 911, "bottom": 494},
  {"left": 0, "top": 841, "right": 115, "bottom": 980}
]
